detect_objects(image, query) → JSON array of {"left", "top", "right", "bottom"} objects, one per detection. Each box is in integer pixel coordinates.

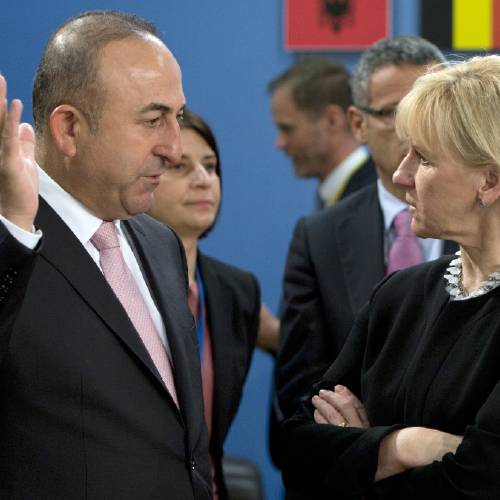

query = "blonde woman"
[{"left": 281, "top": 55, "right": 500, "bottom": 499}]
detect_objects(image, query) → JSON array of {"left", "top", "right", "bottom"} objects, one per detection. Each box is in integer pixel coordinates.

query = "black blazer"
[
  {"left": 269, "top": 156, "right": 377, "bottom": 473},
  {"left": 197, "top": 253, "right": 260, "bottom": 499},
  {"left": 282, "top": 257, "right": 500, "bottom": 499},
  {"left": 0, "top": 198, "right": 212, "bottom": 500},
  {"left": 338, "top": 156, "right": 377, "bottom": 202},
  {"left": 277, "top": 184, "right": 457, "bottom": 422}
]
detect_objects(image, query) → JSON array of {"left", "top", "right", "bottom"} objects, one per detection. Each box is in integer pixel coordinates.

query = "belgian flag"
[{"left": 421, "top": 0, "right": 500, "bottom": 50}]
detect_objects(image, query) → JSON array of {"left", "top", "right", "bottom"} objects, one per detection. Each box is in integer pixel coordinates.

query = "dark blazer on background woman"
[{"left": 197, "top": 252, "right": 260, "bottom": 499}]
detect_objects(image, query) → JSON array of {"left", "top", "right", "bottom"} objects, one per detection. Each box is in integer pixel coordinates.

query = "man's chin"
[
  {"left": 122, "top": 194, "right": 156, "bottom": 219},
  {"left": 293, "top": 164, "right": 315, "bottom": 179}
]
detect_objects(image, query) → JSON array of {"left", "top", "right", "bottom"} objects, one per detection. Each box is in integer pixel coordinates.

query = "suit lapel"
[
  {"left": 197, "top": 253, "right": 232, "bottom": 446},
  {"left": 35, "top": 199, "right": 166, "bottom": 391},
  {"left": 124, "top": 217, "right": 202, "bottom": 432},
  {"left": 336, "top": 185, "right": 385, "bottom": 312}
]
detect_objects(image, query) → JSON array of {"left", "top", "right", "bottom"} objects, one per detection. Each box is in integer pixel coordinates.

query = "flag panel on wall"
[
  {"left": 421, "top": 0, "right": 500, "bottom": 50},
  {"left": 285, "top": 0, "right": 391, "bottom": 50}
]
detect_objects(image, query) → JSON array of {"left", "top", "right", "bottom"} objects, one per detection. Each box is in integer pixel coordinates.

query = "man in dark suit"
[
  {"left": 267, "top": 58, "right": 378, "bottom": 471},
  {"left": 275, "top": 36, "right": 454, "bottom": 497},
  {"left": 268, "top": 57, "right": 377, "bottom": 209},
  {"left": 0, "top": 11, "right": 211, "bottom": 499}
]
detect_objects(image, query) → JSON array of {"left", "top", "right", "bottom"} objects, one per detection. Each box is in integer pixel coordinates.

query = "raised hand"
[
  {"left": 312, "top": 385, "right": 370, "bottom": 428},
  {"left": 0, "top": 74, "right": 38, "bottom": 231}
]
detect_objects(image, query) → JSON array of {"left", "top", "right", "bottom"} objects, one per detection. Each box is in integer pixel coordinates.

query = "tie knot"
[
  {"left": 91, "top": 221, "right": 120, "bottom": 251},
  {"left": 392, "top": 209, "right": 413, "bottom": 237}
]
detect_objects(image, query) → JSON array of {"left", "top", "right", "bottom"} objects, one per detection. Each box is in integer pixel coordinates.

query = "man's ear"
[
  {"left": 478, "top": 166, "right": 500, "bottom": 207},
  {"left": 49, "top": 104, "right": 86, "bottom": 157},
  {"left": 347, "top": 105, "right": 367, "bottom": 143},
  {"left": 323, "top": 104, "right": 347, "bottom": 131}
]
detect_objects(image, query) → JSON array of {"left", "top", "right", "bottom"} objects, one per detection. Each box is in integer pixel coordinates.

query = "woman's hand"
[
  {"left": 312, "top": 385, "right": 370, "bottom": 429},
  {"left": 375, "top": 427, "right": 464, "bottom": 481}
]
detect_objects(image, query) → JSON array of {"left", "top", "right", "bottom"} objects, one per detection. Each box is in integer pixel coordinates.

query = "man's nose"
[
  {"left": 275, "top": 132, "right": 286, "bottom": 150},
  {"left": 156, "top": 120, "right": 182, "bottom": 165}
]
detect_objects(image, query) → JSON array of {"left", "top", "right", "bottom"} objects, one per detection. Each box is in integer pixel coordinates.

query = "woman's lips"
[{"left": 186, "top": 200, "right": 214, "bottom": 208}]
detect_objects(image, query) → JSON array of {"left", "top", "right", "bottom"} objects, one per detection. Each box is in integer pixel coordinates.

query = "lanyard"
[{"left": 195, "top": 267, "right": 206, "bottom": 361}]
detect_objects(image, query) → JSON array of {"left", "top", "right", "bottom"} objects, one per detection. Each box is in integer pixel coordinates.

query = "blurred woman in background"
[{"left": 148, "top": 109, "right": 265, "bottom": 499}]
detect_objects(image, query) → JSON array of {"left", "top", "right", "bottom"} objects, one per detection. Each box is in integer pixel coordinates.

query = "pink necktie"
[
  {"left": 91, "top": 222, "right": 178, "bottom": 406},
  {"left": 386, "top": 209, "right": 423, "bottom": 274}
]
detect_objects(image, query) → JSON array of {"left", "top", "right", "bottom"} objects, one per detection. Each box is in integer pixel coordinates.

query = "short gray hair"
[{"left": 351, "top": 36, "right": 446, "bottom": 107}]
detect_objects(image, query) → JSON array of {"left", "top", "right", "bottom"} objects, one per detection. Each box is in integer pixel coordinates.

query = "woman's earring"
[{"left": 477, "top": 197, "right": 487, "bottom": 208}]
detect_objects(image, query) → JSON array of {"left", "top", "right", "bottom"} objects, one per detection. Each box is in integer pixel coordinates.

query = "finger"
[
  {"left": 0, "top": 97, "right": 6, "bottom": 135},
  {"left": 0, "top": 75, "right": 7, "bottom": 135},
  {"left": 1, "top": 99, "right": 22, "bottom": 162},
  {"left": 314, "top": 409, "right": 328, "bottom": 424},
  {"left": 314, "top": 408, "right": 328, "bottom": 424},
  {"left": 312, "top": 394, "right": 346, "bottom": 425},
  {"left": 0, "top": 74, "right": 6, "bottom": 101},
  {"left": 357, "top": 405, "right": 370, "bottom": 428},
  {"left": 320, "top": 388, "right": 363, "bottom": 427},
  {"left": 19, "top": 123, "right": 36, "bottom": 161},
  {"left": 335, "top": 385, "right": 370, "bottom": 427}
]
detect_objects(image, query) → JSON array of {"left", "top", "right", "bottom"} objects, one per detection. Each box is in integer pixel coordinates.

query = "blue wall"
[{"left": 0, "top": 1, "right": 420, "bottom": 498}]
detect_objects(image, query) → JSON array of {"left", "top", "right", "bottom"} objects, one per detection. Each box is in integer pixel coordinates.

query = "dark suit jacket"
[
  {"left": 0, "top": 198, "right": 212, "bottom": 500},
  {"left": 269, "top": 156, "right": 377, "bottom": 476},
  {"left": 337, "top": 156, "right": 377, "bottom": 202},
  {"left": 277, "top": 183, "right": 458, "bottom": 425},
  {"left": 282, "top": 257, "right": 500, "bottom": 498},
  {"left": 318, "top": 156, "right": 377, "bottom": 210},
  {"left": 198, "top": 253, "right": 260, "bottom": 499}
]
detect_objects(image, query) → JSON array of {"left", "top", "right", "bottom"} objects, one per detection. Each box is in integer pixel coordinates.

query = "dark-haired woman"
[{"left": 148, "top": 109, "right": 260, "bottom": 499}]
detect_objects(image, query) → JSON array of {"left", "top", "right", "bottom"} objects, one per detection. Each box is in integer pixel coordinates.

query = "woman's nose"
[
  {"left": 393, "top": 150, "right": 415, "bottom": 188},
  {"left": 191, "top": 164, "right": 210, "bottom": 185}
]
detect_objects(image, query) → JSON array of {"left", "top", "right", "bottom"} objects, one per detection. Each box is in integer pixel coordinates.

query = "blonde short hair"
[{"left": 396, "top": 55, "right": 500, "bottom": 169}]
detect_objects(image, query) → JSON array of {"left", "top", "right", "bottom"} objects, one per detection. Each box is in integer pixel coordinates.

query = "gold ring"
[{"left": 337, "top": 421, "right": 347, "bottom": 427}]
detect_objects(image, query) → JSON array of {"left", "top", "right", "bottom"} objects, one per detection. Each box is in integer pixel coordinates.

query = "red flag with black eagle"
[{"left": 285, "top": 0, "right": 391, "bottom": 50}]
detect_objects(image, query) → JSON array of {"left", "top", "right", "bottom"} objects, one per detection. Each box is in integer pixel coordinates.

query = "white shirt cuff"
[{"left": 0, "top": 214, "right": 42, "bottom": 250}]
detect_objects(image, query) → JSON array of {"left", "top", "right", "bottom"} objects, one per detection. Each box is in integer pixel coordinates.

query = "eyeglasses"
[{"left": 358, "top": 105, "right": 397, "bottom": 126}]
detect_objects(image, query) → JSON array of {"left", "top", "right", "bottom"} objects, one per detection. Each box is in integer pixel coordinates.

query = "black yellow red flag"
[{"left": 421, "top": 0, "right": 500, "bottom": 50}]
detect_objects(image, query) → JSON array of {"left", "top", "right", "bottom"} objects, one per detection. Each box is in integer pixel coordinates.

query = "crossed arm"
[{"left": 312, "top": 385, "right": 463, "bottom": 481}]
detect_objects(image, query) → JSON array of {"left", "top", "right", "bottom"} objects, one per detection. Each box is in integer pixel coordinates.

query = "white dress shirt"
[
  {"left": 0, "top": 166, "right": 172, "bottom": 357},
  {"left": 318, "top": 146, "right": 370, "bottom": 205}
]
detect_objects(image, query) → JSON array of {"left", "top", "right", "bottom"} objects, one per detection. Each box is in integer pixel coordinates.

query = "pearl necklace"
[{"left": 444, "top": 251, "right": 500, "bottom": 301}]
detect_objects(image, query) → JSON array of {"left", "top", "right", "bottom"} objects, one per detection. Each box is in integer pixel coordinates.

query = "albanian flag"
[{"left": 285, "top": 0, "right": 391, "bottom": 50}]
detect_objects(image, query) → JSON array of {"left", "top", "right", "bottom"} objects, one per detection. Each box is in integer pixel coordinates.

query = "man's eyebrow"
[{"left": 139, "top": 102, "right": 172, "bottom": 114}]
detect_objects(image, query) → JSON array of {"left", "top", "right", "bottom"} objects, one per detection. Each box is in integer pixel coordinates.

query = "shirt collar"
[
  {"left": 38, "top": 165, "right": 121, "bottom": 244},
  {"left": 376, "top": 178, "right": 408, "bottom": 231},
  {"left": 318, "top": 146, "right": 369, "bottom": 203}
]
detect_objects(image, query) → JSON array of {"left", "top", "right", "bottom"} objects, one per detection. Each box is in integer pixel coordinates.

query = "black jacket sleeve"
[{"left": 0, "top": 221, "right": 38, "bottom": 358}]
